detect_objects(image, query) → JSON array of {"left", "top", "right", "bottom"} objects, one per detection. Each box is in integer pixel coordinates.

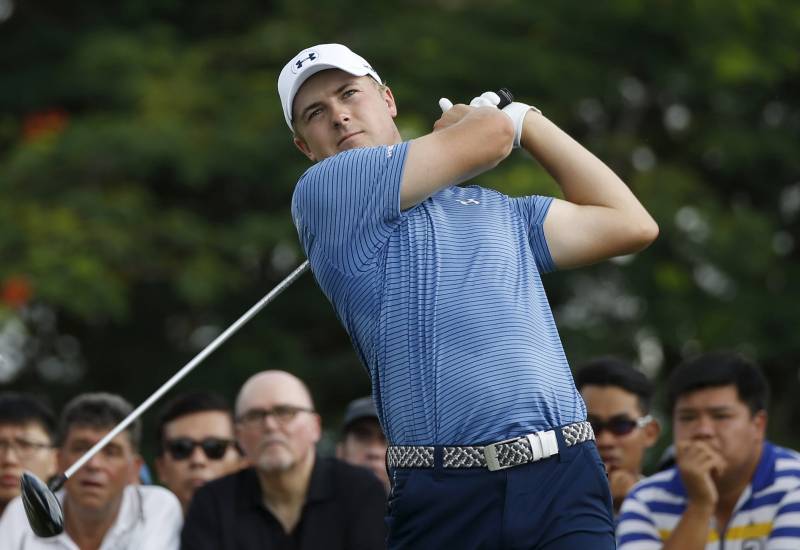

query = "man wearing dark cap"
[{"left": 336, "top": 397, "right": 389, "bottom": 493}]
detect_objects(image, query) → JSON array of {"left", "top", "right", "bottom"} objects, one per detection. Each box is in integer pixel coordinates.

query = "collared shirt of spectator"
[
  {"left": 617, "top": 352, "right": 800, "bottom": 549},
  {"left": 335, "top": 396, "right": 389, "bottom": 493},
  {"left": 0, "top": 392, "right": 182, "bottom": 549},
  {"left": 154, "top": 391, "right": 245, "bottom": 514},
  {"left": 575, "top": 357, "right": 661, "bottom": 515},
  {"left": 181, "top": 370, "right": 386, "bottom": 550},
  {"left": 0, "top": 392, "right": 57, "bottom": 518}
]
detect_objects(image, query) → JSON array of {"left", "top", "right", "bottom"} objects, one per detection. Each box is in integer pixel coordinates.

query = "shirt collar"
[
  {"left": 749, "top": 440, "right": 775, "bottom": 492},
  {"left": 45, "top": 486, "right": 142, "bottom": 548},
  {"left": 239, "top": 456, "right": 333, "bottom": 511}
]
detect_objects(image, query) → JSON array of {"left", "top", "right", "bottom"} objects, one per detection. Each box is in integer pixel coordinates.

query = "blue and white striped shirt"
[
  {"left": 291, "top": 143, "right": 585, "bottom": 445},
  {"left": 617, "top": 442, "right": 800, "bottom": 550}
]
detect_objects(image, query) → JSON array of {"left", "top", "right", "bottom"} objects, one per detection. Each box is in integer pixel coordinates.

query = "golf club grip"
[{"left": 496, "top": 88, "right": 514, "bottom": 109}]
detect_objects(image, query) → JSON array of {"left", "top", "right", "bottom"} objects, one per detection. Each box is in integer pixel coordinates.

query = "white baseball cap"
[{"left": 277, "top": 43, "right": 382, "bottom": 131}]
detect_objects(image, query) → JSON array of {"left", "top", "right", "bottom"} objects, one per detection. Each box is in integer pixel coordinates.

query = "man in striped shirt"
[
  {"left": 279, "top": 43, "right": 658, "bottom": 549},
  {"left": 617, "top": 352, "right": 800, "bottom": 549}
]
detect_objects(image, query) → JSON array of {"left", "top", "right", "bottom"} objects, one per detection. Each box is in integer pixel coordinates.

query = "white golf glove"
[
  {"left": 469, "top": 91, "right": 501, "bottom": 108},
  {"left": 502, "top": 101, "right": 539, "bottom": 149},
  {"left": 439, "top": 92, "right": 540, "bottom": 149},
  {"left": 439, "top": 92, "right": 502, "bottom": 112}
]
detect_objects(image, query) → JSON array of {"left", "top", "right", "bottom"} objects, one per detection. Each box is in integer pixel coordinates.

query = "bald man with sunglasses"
[{"left": 575, "top": 357, "right": 661, "bottom": 515}]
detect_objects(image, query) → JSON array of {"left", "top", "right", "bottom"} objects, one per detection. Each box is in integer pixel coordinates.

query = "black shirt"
[{"left": 181, "top": 457, "right": 387, "bottom": 550}]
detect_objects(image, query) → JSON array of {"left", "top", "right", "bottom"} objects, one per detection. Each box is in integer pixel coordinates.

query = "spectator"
[
  {"left": 155, "top": 391, "right": 245, "bottom": 513},
  {"left": 0, "top": 392, "right": 182, "bottom": 549},
  {"left": 182, "top": 370, "right": 386, "bottom": 550},
  {"left": 575, "top": 357, "right": 660, "bottom": 514},
  {"left": 617, "top": 352, "right": 800, "bottom": 549},
  {"left": 335, "top": 396, "right": 389, "bottom": 492},
  {"left": 0, "top": 392, "right": 57, "bottom": 517}
]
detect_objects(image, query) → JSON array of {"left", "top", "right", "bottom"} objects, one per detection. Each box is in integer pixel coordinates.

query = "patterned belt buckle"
[{"left": 484, "top": 436, "right": 525, "bottom": 472}]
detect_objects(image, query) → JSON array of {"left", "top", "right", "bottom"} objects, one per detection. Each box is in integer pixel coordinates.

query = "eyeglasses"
[
  {"left": 589, "top": 415, "right": 652, "bottom": 437},
  {"left": 236, "top": 405, "right": 315, "bottom": 428},
  {"left": 164, "top": 437, "right": 237, "bottom": 461},
  {"left": 0, "top": 437, "right": 53, "bottom": 459}
]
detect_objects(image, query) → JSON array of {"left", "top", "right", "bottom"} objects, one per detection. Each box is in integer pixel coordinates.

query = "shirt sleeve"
[
  {"left": 291, "top": 143, "right": 409, "bottom": 275},
  {"left": 140, "top": 487, "right": 183, "bottom": 550},
  {"left": 511, "top": 195, "right": 556, "bottom": 273},
  {"left": 616, "top": 493, "right": 663, "bottom": 550},
  {"left": 768, "top": 486, "right": 800, "bottom": 549}
]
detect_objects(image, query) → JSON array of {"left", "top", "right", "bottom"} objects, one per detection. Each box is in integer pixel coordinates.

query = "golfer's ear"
[
  {"left": 382, "top": 86, "right": 398, "bottom": 118},
  {"left": 293, "top": 135, "right": 316, "bottom": 162}
]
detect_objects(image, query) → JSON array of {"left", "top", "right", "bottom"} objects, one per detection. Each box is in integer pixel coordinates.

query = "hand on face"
[
  {"left": 676, "top": 440, "right": 727, "bottom": 508},
  {"left": 608, "top": 469, "right": 640, "bottom": 512}
]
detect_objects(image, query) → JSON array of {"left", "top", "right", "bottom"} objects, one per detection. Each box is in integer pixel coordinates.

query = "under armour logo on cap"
[{"left": 291, "top": 51, "right": 318, "bottom": 74}]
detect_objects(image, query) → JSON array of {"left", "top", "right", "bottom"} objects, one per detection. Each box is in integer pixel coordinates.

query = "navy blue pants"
[{"left": 385, "top": 438, "right": 615, "bottom": 549}]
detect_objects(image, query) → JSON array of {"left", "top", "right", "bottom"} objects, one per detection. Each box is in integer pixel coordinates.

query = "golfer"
[{"left": 279, "top": 43, "right": 658, "bottom": 549}]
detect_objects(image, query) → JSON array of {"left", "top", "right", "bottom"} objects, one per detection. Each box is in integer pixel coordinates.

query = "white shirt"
[{"left": 0, "top": 485, "right": 182, "bottom": 550}]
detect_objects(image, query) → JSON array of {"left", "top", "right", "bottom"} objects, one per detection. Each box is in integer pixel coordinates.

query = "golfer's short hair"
[
  {"left": 58, "top": 392, "right": 141, "bottom": 451},
  {"left": 0, "top": 392, "right": 57, "bottom": 442},
  {"left": 667, "top": 351, "right": 769, "bottom": 416},
  {"left": 574, "top": 357, "right": 654, "bottom": 414},
  {"left": 154, "top": 391, "right": 233, "bottom": 455}
]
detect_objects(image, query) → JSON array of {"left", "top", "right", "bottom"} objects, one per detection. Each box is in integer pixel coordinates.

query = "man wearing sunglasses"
[
  {"left": 155, "top": 391, "right": 245, "bottom": 514},
  {"left": 575, "top": 357, "right": 661, "bottom": 515},
  {"left": 181, "top": 370, "right": 386, "bottom": 550},
  {"left": 617, "top": 352, "right": 800, "bottom": 550}
]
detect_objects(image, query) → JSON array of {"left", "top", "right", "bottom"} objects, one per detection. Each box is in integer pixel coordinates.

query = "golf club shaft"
[{"left": 55, "top": 260, "right": 310, "bottom": 488}]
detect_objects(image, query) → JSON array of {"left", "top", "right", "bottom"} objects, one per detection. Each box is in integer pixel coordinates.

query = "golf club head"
[{"left": 21, "top": 471, "right": 64, "bottom": 537}]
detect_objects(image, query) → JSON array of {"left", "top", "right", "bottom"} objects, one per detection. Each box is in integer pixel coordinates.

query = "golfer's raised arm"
[
  {"left": 519, "top": 111, "right": 659, "bottom": 269},
  {"left": 399, "top": 105, "right": 514, "bottom": 210}
]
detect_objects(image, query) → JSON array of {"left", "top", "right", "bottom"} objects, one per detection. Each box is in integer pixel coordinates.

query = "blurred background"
[{"left": 1, "top": 0, "right": 798, "bottom": 463}]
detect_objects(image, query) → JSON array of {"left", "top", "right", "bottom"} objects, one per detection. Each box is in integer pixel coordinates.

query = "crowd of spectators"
[{"left": 1, "top": 351, "right": 799, "bottom": 549}]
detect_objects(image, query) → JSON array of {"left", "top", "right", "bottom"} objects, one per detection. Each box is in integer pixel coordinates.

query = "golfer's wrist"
[{"left": 518, "top": 108, "right": 545, "bottom": 150}]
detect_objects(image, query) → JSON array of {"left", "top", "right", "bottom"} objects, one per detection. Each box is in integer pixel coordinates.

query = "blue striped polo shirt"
[
  {"left": 291, "top": 142, "right": 585, "bottom": 446},
  {"left": 616, "top": 441, "right": 800, "bottom": 549}
]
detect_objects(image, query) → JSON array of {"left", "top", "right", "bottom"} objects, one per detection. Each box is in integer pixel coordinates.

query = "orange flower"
[
  {"left": 2, "top": 276, "right": 33, "bottom": 308},
  {"left": 22, "top": 109, "right": 69, "bottom": 142}
]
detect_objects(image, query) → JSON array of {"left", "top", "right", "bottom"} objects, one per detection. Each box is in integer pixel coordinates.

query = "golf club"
[{"left": 21, "top": 259, "right": 310, "bottom": 537}]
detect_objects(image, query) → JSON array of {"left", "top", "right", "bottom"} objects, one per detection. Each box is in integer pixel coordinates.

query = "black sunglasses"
[
  {"left": 589, "top": 415, "right": 652, "bottom": 437},
  {"left": 164, "top": 437, "right": 237, "bottom": 461}
]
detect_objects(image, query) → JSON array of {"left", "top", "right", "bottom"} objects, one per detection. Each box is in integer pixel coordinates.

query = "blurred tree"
[{"left": 1, "top": 0, "right": 798, "bottom": 458}]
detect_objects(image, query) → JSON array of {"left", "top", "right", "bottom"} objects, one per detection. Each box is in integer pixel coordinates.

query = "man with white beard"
[{"left": 181, "top": 370, "right": 386, "bottom": 550}]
